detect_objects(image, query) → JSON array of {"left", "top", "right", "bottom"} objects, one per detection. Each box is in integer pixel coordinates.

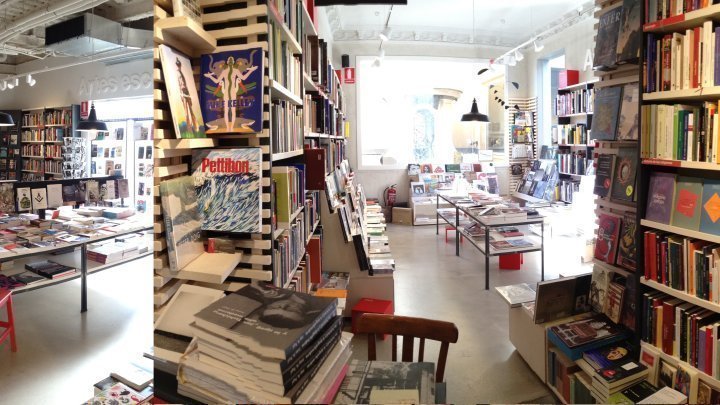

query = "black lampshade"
[
  {"left": 77, "top": 103, "right": 108, "bottom": 132},
  {"left": 461, "top": 98, "right": 489, "bottom": 122},
  {"left": 0, "top": 112, "right": 14, "bottom": 127}
]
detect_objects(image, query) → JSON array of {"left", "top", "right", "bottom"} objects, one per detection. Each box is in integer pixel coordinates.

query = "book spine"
[
  {"left": 283, "top": 299, "right": 337, "bottom": 363},
  {"left": 280, "top": 315, "right": 341, "bottom": 385},
  {"left": 282, "top": 318, "right": 340, "bottom": 394},
  {"left": 288, "top": 319, "right": 341, "bottom": 403}
]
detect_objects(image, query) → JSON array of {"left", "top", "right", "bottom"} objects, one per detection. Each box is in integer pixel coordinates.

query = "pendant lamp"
[
  {"left": 0, "top": 112, "right": 14, "bottom": 127},
  {"left": 77, "top": 103, "right": 108, "bottom": 133},
  {"left": 461, "top": 98, "right": 489, "bottom": 122}
]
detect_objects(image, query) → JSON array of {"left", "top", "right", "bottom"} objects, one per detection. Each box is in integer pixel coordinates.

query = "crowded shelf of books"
[{"left": 151, "top": 0, "right": 394, "bottom": 402}]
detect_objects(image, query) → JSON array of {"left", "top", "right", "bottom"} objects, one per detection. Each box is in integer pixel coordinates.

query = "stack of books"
[
  {"left": 177, "top": 284, "right": 343, "bottom": 403},
  {"left": 590, "top": 361, "right": 649, "bottom": 403},
  {"left": 24, "top": 260, "right": 75, "bottom": 279}
]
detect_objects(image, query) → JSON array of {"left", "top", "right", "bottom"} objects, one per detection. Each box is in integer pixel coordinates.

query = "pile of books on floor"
[
  {"left": 87, "top": 233, "right": 149, "bottom": 264},
  {"left": 176, "top": 284, "right": 350, "bottom": 403},
  {"left": 89, "top": 358, "right": 154, "bottom": 404}
]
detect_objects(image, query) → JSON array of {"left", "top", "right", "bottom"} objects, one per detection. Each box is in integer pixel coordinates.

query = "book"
[
  {"left": 591, "top": 265, "right": 612, "bottom": 313},
  {"left": 616, "top": 214, "right": 636, "bottom": 271},
  {"left": 159, "top": 44, "right": 206, "bottom": 139},
  {"left": 608, "top": 380, "right": 658, "bottom": 404},
  {"left": 637, "top": 386, "right": 687, "bottom": 404},
  {"left": 191, "top": 148, "right": 262, "bottom": 233},
  {"left": 534, "top": 275, "right": 591, "bottom": 324},
  {"left": 25, "top": 260, "right": 76, "bottom": 279},
  {"left": 118, "top": 179, "right": 130, "bottom": 198},
  {"left": 110, "top": 361, "right": 153, "bottom": 392},
  {"left": 193, "top": 284, "right": 337, "bottom": 360},
  {"left": 639, "top": 344, "right": 661, "bottom": 386},
  {"left": 494, "top": 283, "right": 536, "bottom": 307},
  {"left": 697, "top": 380, "right": 720, "bottom": 405},
  {"left": 420, "top": 163, "right": 433, "bottom": 174},
  {"left": 610, "top": 147, "right": 638, "bottom": 201},
  {"left": 594, "top": 154, "right": 616, "bottom": 198},
  {"left": 592, "top": 86, "right": 623, "bottom": 140},
  {"left": 616, "top": 0, "right": 641, "bottom": 64},
  {"left": 411, "top": 181, "right": 425, "bottom": 195},
  {"left": 646, "top": 172, "right": 677, "bottom": 224},
  {"left": 86, "top": 180, "right": 100, "bottom": 202},
  {"left": 583, "top": 342, "right": 634, "bottom": 371},
  {"left": 671, "top": 176, "right": 703, "bottom": 231},
  {"left": 549, "top": 313, "right": 627, "bottom": 349},
  {"left": 16, "top": 187, "right": 30, "bottom": 211},
  {"left": 617, "top": 82, "right": 639, "bottom": 140},
  {"left": 200, "top": 48, "right": 264, "bottom": 134},
  {"left": 0, "top": 182, "right": 14, "bottom": 213},
  {"left": 47, "top": 184, "right": 63, "bottom": 208},
  {"left": 159, "top": 176, "right": 205, "bottom": 272},
  {"left": 595, "top": 213, "right": 622, "bottom": 264},
  {"left": 30, "top": 188, "right": 47, "bottom": 211},
  {"left": 658, "top": 360, "right": 677, "bottom": 389},
  {"left": 594, "top": 6, "right": 624, "bottom": 70},
  {"left": 10, "top": 271, "right": 45, "bottom": 285},
  {"left": 407, "top": 164, "right": 420, "bottom": 176},
  {"left": 334, "top": 360, "right": 435, "bottom": 404},
  {"left": 87, "top": 382, "right": 150, "bottom": 405},
  {"left": 604, "top": 281, "right": 626, "bottom": 324},
  {"left": 699, "top": 178, "right": 720, "bottom": 235},
  {"left": 595, "top": 362, "right": 648, "bottom": 389}
]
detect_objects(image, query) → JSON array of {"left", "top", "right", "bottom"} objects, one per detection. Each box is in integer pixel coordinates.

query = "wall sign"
[
  {"left": 583, "top": 49, "right": 594, "bottom": 71},
  {"left": 78, "top": 72, "right": 152, "bottom": 98},
  {"left": 343, "top": 67, "right": 356, "bottom": 84},
  {"left": 80, "top": 101, "right": 89, "bottom": 119}
]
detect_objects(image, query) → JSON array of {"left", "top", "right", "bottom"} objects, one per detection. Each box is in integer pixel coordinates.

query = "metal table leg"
[
  {"left": 485, "top": 224, "right": 490, "bottom": 290},
  {"left": 541, "top": 221, "right": 545, "bottom": 281},
  {"left": 436, "top": 195, "right": 439, "bottom": 235},
  {"left": 455, "top": 205, "right": 460, "bottom": 256},
  {"left": 81, "top": 244, "right": 88, "bottom": 313}
]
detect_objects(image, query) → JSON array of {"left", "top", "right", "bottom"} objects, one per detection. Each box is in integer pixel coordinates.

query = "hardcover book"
[
  {"left": 594, "top": 6, "right": 624, "bottom": 69},
  {"left": 31, "top": 188, "right": 47, "bottom": 210},
  {"left": 533, "top": 275, "right": 591, "bottom": 324},
  {"left": 200, "top": 48, "right": 263, "bottom": 134},
  {"left": 159, "top": 44, "right": 206, "bottom": 139},
  {"left": 193, "top": 284, "right": 337, "bottom": 360},
  {"left": 592, "top": 86, "right": 623, "bottom": 140},
  {"left": 191, "top": 148, "right": 262, "bottom": 233},
  {"left": 670, "top": 176, "right": 703, "bottom": 231},
  {"left": 582, "top": 342, "right": 634, "bottom": 371},
  {"left": 616, "top": 0, "right": 641, "bottom": 64},
  {"left": 0, "top": 182, "right": 14, "bottom": 213},
  {"left": 47, "top": 184, "right": 63, "bottom": 208},
  {"left": 595, "top": 213, "right": 622, "bottom": 264},
  {"left": 617, "top": 82, "right": 639, "bottom": 140},
  {"left": 616, "top": 214, "right": 636, "bottom": 271},
  {"left": 699, "top": 179, "right": 720, "bottom": 235},
  {"left": 646, "top": 172, "right": 677, "bottom": 224},
  {"left": 86, "top": 180, "right": 100, "bottom": 202},
  {"left": 16, "top": 187, "right": 30, "bottom": 212},
  {"left": 590, "top": 264, "right": 612, "bottom": 313},
  {"left": 334, "top": 360, "right": 435, "bottom": 405},
  {"left": 596, "top": 362, "right": 648, "bottom": 388},
  {"left": 62, "top": 185, "right": 75, "bottom": 203},
  {"left": 549, "top": 313, "right": 626, "bottom": 348},
  {"left": 159, "top": 176, "right": 205, "bottom": 272},
  {"left": 594, "top": 154, "right": 616, "bottom": 198},
  {"left": 610, "top": 147, "right": 638, "bottom": 201},
  {"left": 603, "top": 280, "right": 625, "bottom": 323}
]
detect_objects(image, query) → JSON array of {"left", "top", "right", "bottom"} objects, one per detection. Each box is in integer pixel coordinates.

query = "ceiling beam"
[{"left": 96, "top": 1, "right": 153, "bottom": 22}]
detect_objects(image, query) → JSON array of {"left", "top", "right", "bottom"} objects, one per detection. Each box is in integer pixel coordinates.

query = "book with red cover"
[
  {"left": 304, "top": 148, "right": 327, "bottom": 190},
  {"left": 595, "top": 213, "right": 622, "bottom": 264},
  {"left": 661, "top": 298, "right": 682, "bottom": 355},
  {"left": 307, "top": 236, "right": 322, "bottom": 284}
]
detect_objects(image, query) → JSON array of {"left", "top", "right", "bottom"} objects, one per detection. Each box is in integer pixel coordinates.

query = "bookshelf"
[
  {"left": 507, "top": 98, "right": 538, "bottom": 194},
  {"left": 19, "top": 105, "right": 80, "bottom": 181},
  {"left": 0, "top": 110, "right": 20, "bottom": 180}
]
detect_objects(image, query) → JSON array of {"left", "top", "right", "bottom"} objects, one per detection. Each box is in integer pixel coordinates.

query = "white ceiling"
[{"left": 328, "top": 0, "right": 592, "bottom": 46}]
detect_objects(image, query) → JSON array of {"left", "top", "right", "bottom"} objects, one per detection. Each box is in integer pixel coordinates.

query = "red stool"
[
  {"left": 0, "top": 289, "right": 17, "bottom": 352},
  {"left": 444, "top": 225, "right": 463, "bottom": 244}
]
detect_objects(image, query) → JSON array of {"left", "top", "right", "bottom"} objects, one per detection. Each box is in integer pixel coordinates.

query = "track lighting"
[
  {"left": 7, "top": 78, "right": 18, "bottom": 89},
  {"left": 534, "top": 40, "right": 544, "bottom": 52},
  {"left": 507, "top": 55, "right": 517, "bottom": 67},
  {"left": 514, "top": 49, "right": 524, "bottom": 62},
  {"left": 379, "top": 26, "right": 392, "bottom": 42},
  {"left": 26, "top": 74, "right": 35, "bottom": 86},
  {"left": 0, "top": 81, "right": 6, "bottom": 91}
]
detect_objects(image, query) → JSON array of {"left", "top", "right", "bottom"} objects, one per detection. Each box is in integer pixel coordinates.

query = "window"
[{"left": 356, "top": 56, "right": 500, "bottom": 169}]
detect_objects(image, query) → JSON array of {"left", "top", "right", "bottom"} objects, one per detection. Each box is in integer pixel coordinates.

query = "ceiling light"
[
  {"left": 26, "top": 74, "right": 35, "bottom": 87},
  {"left": 379, "top": 27, "right": 392, "bottom": 42},
  {"left": 77, "top": 103, "right": 109, "bottom": 133},
  {"left": 372, "top": 57, "right": 382, "bottom": 68},
  {"left": 7, "top": 78, "right": 18, "bottom": 89},
  {"left": 0, "top": 112, "right": 14, "bottom": 127},
  {"left": 461, "top": 98, "right": 489, "bottom": 122},
  {"left": 514, "top": 49, "right": 524, "bottom": 62},
  {"left": 0, "top": 81, "right": 6, "bottom": 91},
  {"left": 507, "top": 55, "right": 517, "bottom": 66},
  {"left": 534, "top": 40, "right": 544, "bottom": 52}
]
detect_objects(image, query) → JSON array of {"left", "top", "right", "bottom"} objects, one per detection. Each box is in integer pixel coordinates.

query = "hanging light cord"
[{"left": 384, "top": 5, "right": 393, "bottom": 30}]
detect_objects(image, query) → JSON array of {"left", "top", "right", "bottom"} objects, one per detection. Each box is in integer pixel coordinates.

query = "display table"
[
  {"left": 436, "top": 194, "right": 545, "bottom": 290},
  {"left": 2, "top": 222, "right": 152, "bottom": 312}
]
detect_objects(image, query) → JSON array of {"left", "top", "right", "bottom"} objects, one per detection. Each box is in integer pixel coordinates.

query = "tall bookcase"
[
  {"left": 507, "top": 97, "right": 538, "bottom": 194},
  {"left": 0, "top": 110, "right": 20, "bottom": 180},
  {"left": 637, "top": 1, "right": 720, "bottom": 394},
  {"left": 19, "top": 105, "right": 79, "bottom": 181}
]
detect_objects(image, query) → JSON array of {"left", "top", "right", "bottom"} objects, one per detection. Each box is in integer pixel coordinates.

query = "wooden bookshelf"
[
  {"left": 271, "top": 149, "right": 304, "bottom": 161},
  {"left": 154, "top": 16, "right": 216, "bottom": 57},
  {"left": 640, "top": 277, "right": 720, "bottom": 313},
  {"left": 643, "top": 3, "right": 720, "bottom": 33},
  {"left": 640, "top": 219, "right": 720, "bottom": 244},
  {"left": 643, "top": 86, "right": 720, "bottom": 101},
  {"left": 641, "top": 158, "right": 720, "bottom": 170}
]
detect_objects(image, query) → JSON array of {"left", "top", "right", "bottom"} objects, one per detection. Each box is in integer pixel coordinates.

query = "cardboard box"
[
  {"left": 392, "top": 207, "right": 413, "bottom": 225},
  {"left": 559, "top": 69, "right": 579, "bottom": 88}
]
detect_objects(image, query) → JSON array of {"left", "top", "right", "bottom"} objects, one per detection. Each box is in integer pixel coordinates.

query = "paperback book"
[
  {"left": 610, "top": 147, "right": 638, "bottom": 202},
  {"left": 595, "top": 213, "right": 622, "bottom": 264},
  {"left": 645, "top": 172, "right": 676, "bottom": 224},
  {"left": 159, "top": 176, "right": 205, "bottom": 272},
  {"left": 616, "top": 0, "right": 641, "bottom": 64},
  {"left": 159, "top": 44, "right": 206, "bottom": 139},
  {"left": 616, "top": 213, "right": 636, "bottom": 271},
  {"left": 617, "top": 82, "right": 639, "bottom": 140},
  {"left": 700, "top": 178, "right": 720, "bottom": 235},
  {"left": 200, "top": 48, "right": 263, "bottom": 134},
  {"left": 191, "top": 148, "right": 262, "bottom": 233},
  {"left": 592, "top": 86, "right": 623, "bottom": 140},
  {"left": 0, "top": 183, "right": 14, "bottom": 213},
  {"left": 671, "top": 176, "right": 703, "bottom": 231},
  {"left": 594, "top": 154, "right": 616, "bottom": 198},
  {"left": 594, "top": 6, "right": 624, "bottom": 70}
]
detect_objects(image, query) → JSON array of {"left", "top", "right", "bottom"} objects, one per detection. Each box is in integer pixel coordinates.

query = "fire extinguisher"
[{"left": 384, "top": 184, "right": 397, "bottom": 208}]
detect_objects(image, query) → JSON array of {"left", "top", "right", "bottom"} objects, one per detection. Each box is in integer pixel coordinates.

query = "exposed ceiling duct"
[{"left": 44, "top": 13, "right": 152, "bottom": 57}]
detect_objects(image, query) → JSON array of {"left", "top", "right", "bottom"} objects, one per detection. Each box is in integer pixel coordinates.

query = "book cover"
[
  {"left": 47, "top": 184, "right": 63, "bottom": 208},
  {"left": 594, "top": 6, "right": 624, "bottom": 69},
  {"left": 597, "top": 361, "right": 648, "bottom": 387},
  {"left": 62, "top": 185, "right": 75, "bottom": 202},
  {"left": 604, "top": 281, "right": 626, "bottom": 324},
  {"left": 646, "top": 172, "right": 677, "bottom": 224},
  {"left": 193, "top": 284, "right": 337, "bottom": 360},
  {"left": 411, "top": 182, "right": 426, "bottom": 195},
  {"left": 118, "top": 179, "right": 130, "bottom": 198},
  {"left": 658, "top": 360, "right": 677, "bottom": 388},
  {"left": 159, "top": 176, "right": 205, "bottom": 272},
  {"left": 616, "top": 214, "right": 636, "bottom": 271},
  {"left": 407, "top": 164, "right": 420, "bottom": 176},
  {"left": 494, "top": 283, "right": 536, "bottom": 307},
  {"left": 200, "top": 48, "right": 263, "bottom": 134},
  {"left": 592, "top": 86, "right": 623, "bottom": 140},
  {"left": 159, "top": 44, "right": 206, "bottom": 139},
  {"left": 445, "top": 164, "right": 461, "bottom": 173},
  {"left": 420, "top": 163, "right": 433, "bottom": 174},
  {"left": 610, "top": 147, "right": 638, "bottom": 201},
  {"left": 105, "top": 181, "right": 116, "bottom": 201},
  {"left": 0, "top": 182, "right": 14, "bottom": 213},
  {"left": 583, "top": 342, "right": 634, "bottom": 371},
  {"left": 616, "top": 0, "right": 641, "bottom": 64},
  {"left": 671, "top": 176, "right": 703, "bottom": 231},
  {"left": 16, "top": 187, "right": 30, "bottom": 211},
  {"left": 617, "top": 82, "right": 639, "bottom": 140},
  {"left": 31, "top": 188, "right": 47, "bottom": 210},
  {"left": 595, "top": 213, "right": 622, "bottom": 264},
  {"left": 672, "top": 363, "right": 698, "bottom": 403},
  {"left": 533, "top": 277, "right": 577, "bottom": 324},
  {"left": 549, "top": 313, "right": 626, "bottom": 349},
  {"left": 590, "top": 264, "right": 612, "bottom": 313},
  {"left": 191, "top": 148, "right": 262, "bottom": 233},
  {"left": 334, "top": 360, "right": 435, "bottom": 405},
  {"left": 594, "top": 154, "right": 616, "bottom": 198},
  {"left": 86, "top": 180, "right": 100, "bottom": 202},
  {"left": 699, "top": 179, "right": 720, "bottom": 235}
]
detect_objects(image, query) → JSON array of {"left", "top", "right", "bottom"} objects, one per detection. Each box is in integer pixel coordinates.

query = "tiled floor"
[{"left": 0, "top": 256, "right": 153, "bottom": 404}]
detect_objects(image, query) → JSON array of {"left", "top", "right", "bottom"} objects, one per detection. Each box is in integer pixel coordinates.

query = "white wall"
[{"left": 0, "top": 57, "right": 153, "bottom": 110}]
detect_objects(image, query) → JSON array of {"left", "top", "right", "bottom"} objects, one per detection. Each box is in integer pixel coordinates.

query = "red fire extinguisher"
[{"left": 384, "top": 184, "right": 397, "bottom": 208}]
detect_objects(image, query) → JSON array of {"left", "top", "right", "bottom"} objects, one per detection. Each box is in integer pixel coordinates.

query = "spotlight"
[
  {"left": 26, "top": 74, "right": 36, "bottom": 86},
  {"left": 507, "top": 55, "right": 517, "bottom": 66},
  {"left": 534, "top": 40, "right": 544, "bottom": 52},
  {"left": 7, "top": 78, "right": 18, "bottom": 89},
  {"left": 514, "top": 49, "right": 524, "bottom": 62},
  {"left": 379, "top": 27, "right": 392, "bottom": 42},
  {"left": 0, "top": 81, "right": 6, "bottom": 91}
]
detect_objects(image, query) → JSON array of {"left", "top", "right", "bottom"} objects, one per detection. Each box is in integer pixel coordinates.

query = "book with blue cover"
[
  {"left": 191, "top": 148, "right": 262, "bottom": 233},
  {"left": 200, "top": 48, "right": 264, "bottom": 134},
  {"left": 700, "top": 179, "right": 720, "bottom": 235},
  {"left": 592, "top": 86, "right": 623, "bottom": 140},
  {"left": 645, "top": 172, "right": 676, "bottom": 224}
]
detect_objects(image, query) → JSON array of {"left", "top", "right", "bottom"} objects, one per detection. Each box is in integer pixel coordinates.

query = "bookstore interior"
[{"left": 4, "top": 0, "right": 720, "bottom": 403}]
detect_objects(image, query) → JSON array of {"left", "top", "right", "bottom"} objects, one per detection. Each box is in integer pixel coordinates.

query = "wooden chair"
[{"left": 356, "top": 313, "right": 459, "bottom": 382}]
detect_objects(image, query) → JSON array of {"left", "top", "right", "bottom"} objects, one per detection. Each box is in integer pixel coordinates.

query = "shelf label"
[{"left": 642, "top": 159, "right": 680, "bottom": 167}]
